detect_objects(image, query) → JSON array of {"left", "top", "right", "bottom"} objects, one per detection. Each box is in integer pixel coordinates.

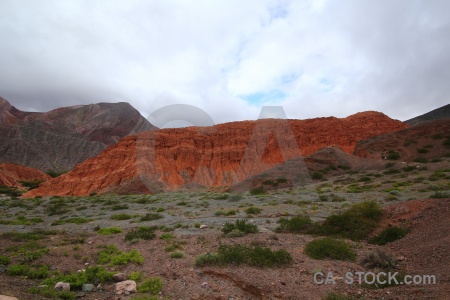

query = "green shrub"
[
  {"left": 0, "top": 255, "right": 11, "bottom": 265},
  {"left": 245, "top": 207, "right": 262, "bottom": 215},
  {"left": 139, "top": 213, "right": 163, "bottom": 221},
  {"left": 444, "top": 138, "right": 450, "bottom": 148},
  {"left": 250, "top": 187, "right": 266, "bottom": 195},
  {"left": 110, "top": 213, "right": 133, "bottom": 220},
  {"left": 414, "top": 156, "right": 428, "bottom": 164},
  {"left": 29, "top": 286, "right": 76, "bottom": 300},
  {"left": 169, "top": 251, "right": 184, "bottom": 259},
  {"left": 402, "top": 166, "right": 416, "bottom": 172},
  {"left": 7, "top": 264, "right": 49, "bottom": 279},
  {"left": 311, "top": 172, "right": 324, "bottom": 180},
  {"left": 276, "top": 215, "right": 312, "bottom": 233},
  {"left": 46, "top": 170, "right": 66, "bottom": 178},
  {"left": 159, "top": 233, "right": 174, "bottom": 241},
  {"left": 430, "top": 192, "right": 449, "bottom": 198},
  {"left": 414, "top": 157, "right": 428, "bottom": 163},
  {"left": 39, "top": 266, "right": 113, "bottom": 291},
  {"left": 97, "top": 227, "right": 123, "bottom": 235},
  {"left": 130, "top": 296, "right": 159, "bottom": 300},
  {"left": 222, "top": 219, "right": 258, "bottom": 236},
  {"left": 195, "top": 253, "right": 221, "bottom": 266},
  {"left": 322, "top": 293, "right": 359, "bottom": 300},
  {"left": 308, "top": 201, "right": 382, "bottom": 241},
  {"left": 369, "top": 226, "right": 410, "bottom": 245},
  {"left": 228, "top": 194, "right": 244, "bottom": 202},
  {"left": 304, "top": 238, "right": 356, "bottom": 261},
  {"left": 358, "top": 176, "right": 371, "bottom": 182},
  {"left": 1, "top": 231, "right": 45, "bottom": 241},
  {"left": 137, "top": 277, "right": 164, "bottom": 294},
  {"left": 97, "top": 245, "right": 144, "bottom": 265},
  {"left": 19, "top": 180, "right": 45, "bottom": 190},
  {"left": 52, "top": 217, "right": 91, "bottom": 225},
  {"left": 386, "top": 151, "right": 400, "bottom": 160},
  {"left": 417, "top": 148, "right": 429, "bottom": 154},
  {"left": 129, "top": 271, "right": 142, "bottom": 282},
  {"left": 125, "top": 226, "right": 157, "bottom": 241},
  {"left": 196, "top": 244, "right": 293, "bottom": 268}
]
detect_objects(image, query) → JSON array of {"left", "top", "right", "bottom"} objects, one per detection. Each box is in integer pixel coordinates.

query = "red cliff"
[
  {"left": 24, "top": 111, "right": 409, "bottom": 197},
  {"left": 0, "top": 163, "right": 51, "bottom": 187}
]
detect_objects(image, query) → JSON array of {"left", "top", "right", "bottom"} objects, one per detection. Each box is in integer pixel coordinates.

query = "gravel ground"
[{"left": 0, "top": 165, "right": 449, "bottom": 299}]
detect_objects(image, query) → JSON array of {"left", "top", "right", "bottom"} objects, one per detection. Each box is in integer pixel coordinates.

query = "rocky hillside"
[
  {"left": 24, "top": 111, "right": 408, "bottom": 197},
  {"left": 0, "top": 97, "right": 156, "bottom": 171},
  {"left": 354, "top": 119, "right": 450, "bottom": 161},
  {"left": 0, "top": 163, "right": 50, "bottom": 187},
  {"left": 405, "top": 103, "right": 450, "bottom": 126}
]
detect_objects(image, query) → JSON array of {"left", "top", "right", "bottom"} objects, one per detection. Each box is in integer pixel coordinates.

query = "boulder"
[
  {"left": 115, "top": 280, "right": 136, "bottom": 295},
  {"left": 54, "top": 282, "right": 70, "bottom": 291}
]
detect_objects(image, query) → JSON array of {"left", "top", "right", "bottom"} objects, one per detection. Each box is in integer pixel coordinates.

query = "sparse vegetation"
[
  {"left": 308, "top": 201, "right": 382, "bottom": 240},
  {"left": 110, "top": 213, "right": 133, "bottom": 220},
  {"left": 369, "top": 226, "right": 410, "bottom": 245},
  {"left": 125, "top": 226, "right": 157, "bottom": 241},
  {"left": 386, "top": 150, "right": 400, "bottom": 160},
  {"left": 360, "top": 249, "right": 396, "bottom": 269},
  {"left": 222, "top": 219, "right": 258, "bottom": 236},
  {"left": 245, "top": 206, "right": 262, "bottom": 215},
  {"left": 51, "top": 217, "right": 91, "bottom": 226},
  {"left": 139, "top": 213, "right": 163, "bottom": 221},
  {"left": 276, "top": 215, "right": 312, "bottom": 233},
  {"left": 196, "top": 244, "right": 293, "bottom": 267},
  {"left": 97, "top": 245, "right": 144, "bottom": 265},
  {"left": 304, "top": 237, "right": 357, "bottom": 261},
  {"left": 169, "top": 251, "right": 184, "bottom": 258},
  {"left": 137, "top": 277, "right": 164, "bottom": 294},
  {"left": 322, "top": 293, "right": 359, "bottom": 300},
  {"left": 97, "top": 227, "right": 123, "bottom": 235}
]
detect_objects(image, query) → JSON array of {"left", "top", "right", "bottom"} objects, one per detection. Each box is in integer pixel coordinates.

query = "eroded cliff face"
[
  {"left": 0, "top": 163, "right": 51, "bottom": 187},
  {"left": 24, "top": 111, "right": 409, "bottom": 197}
]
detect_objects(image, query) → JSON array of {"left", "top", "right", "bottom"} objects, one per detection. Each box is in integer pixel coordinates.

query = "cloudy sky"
[{"left": 0, "top": 0, "right": 449, "bottom": 126}]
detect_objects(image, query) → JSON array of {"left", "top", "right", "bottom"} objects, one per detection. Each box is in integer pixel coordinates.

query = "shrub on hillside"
[{"left": 304, "top": 237, "right": 356, "bottom": 261}]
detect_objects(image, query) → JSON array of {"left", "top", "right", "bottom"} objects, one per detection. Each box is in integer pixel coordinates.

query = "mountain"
[
  {"left": 0, "top": 163, "right": 51, "bottom": 187},
  {"left": 0, "top": 97, "right": 157, "bottom": 172},
  {"left": 24, "top": 111, "right": 408, "bottom": 197},
  {"left": 229, "top": 146, "right": 389, "bottom": 193},
  {"left": 405, "top": 104, "right": 450, "bottom": 126},
  {"left": 354, "top": 119, "right": 450, "bottom": 161}
]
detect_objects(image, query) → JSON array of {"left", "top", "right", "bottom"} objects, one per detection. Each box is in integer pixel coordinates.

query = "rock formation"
[
  {"left": 0, "top": 163, "right": 51, "bottom": 187},
  {"left": 0, "top": 97, "right": 156, "bottom": 171},
  {"left": 25, "top": 111, "right": 409, "bottom": 197}
]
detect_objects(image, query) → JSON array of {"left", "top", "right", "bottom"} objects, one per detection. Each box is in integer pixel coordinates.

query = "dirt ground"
[{"left": 0, "top": 165, "right": 449, "bottom": 300}]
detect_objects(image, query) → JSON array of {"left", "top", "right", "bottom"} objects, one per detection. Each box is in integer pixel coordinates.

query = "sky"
[{"left": 0, "top": 0, "right": 449, "bottom": 127}]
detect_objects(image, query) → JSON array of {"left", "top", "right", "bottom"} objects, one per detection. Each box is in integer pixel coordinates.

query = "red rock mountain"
[
  {"left": 0, "top": 163, "right": 51, "bottom": 187},
  {"left": 0, "top": 97, "right": 156, "bottom": 172},
  {"left": 24, "top": 111, "right": 409, "bottom": 197}
]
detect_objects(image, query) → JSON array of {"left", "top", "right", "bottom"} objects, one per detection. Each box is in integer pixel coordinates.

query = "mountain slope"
[
  {"left": 24, "top": 111, "right": 408, "bottom": 197},
  {"left": 354, "top": 119, "right": 450, "bottom": 161},
  {"left": 405, "top": 104, "right": 450, "bottom": 126},
  {"left": 0, "top": 97, "right": 156, "bottom": 171},
  {"left": 0, "top": 163, "right": 51, "bottom": 187}
]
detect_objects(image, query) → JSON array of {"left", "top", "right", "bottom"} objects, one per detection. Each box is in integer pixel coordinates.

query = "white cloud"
[{"left": 0, "top": 0, "right": 448, "bottom": 126}]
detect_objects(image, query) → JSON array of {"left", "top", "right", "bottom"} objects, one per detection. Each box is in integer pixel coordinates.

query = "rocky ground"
[{"left": 0, "top": 160, "right": 449, "bottom": 300}]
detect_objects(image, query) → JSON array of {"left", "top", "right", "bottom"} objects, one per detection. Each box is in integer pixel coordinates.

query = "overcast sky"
[{"left": 0, "top": 0, "right": 449, "bottom": 126}]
